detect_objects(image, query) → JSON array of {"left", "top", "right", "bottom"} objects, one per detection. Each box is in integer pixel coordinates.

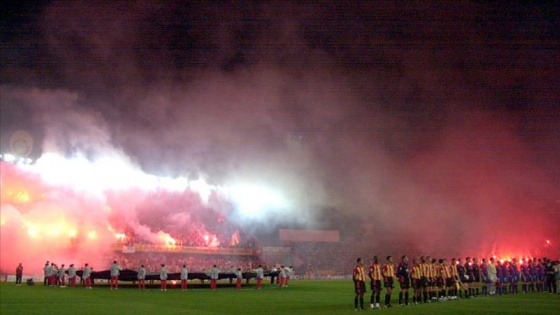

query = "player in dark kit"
[
  {"left": 480, "top": 258, "right": 489, "bottom": 296},
  {"left": 464, "top": 257, "right": 474, "bottom": 298},
  {"left": 472, "top": 258, "right": 481, "bottom": 297},
  {"left": 495, "top": 260, "right": 503, "bottom": 294},
  {"left": 500, "top": 261, "right": 510, "bottom": 295},
  {"left": 353, "top": 258, "right": 366, "bottom": 311},
  {"left": 535, "top": 259, "right": 545, "bottom": 292},
  {"left": 509, "top": 259, "right": 520, "bottom": 294},
  {"left": 397, "top": 255, "right": 411, "bottom": 306},
  {"left": 457, "top": 258, "right": 468, "bottom": 298},
  {"left": 520, "top": 259, "right": 532, "bottom": 293},
  {"left": 545, "top": 258, "right": 556, "bottom": 294}
]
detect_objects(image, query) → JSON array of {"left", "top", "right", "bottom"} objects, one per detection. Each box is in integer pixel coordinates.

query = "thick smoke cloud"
[{"left": 1, "top": 1, "right": 559, "bottom": 273}]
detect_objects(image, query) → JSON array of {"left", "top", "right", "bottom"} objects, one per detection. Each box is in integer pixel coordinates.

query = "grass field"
[{"left": 1, "top": 280, "right": 558, "bottom": 315}]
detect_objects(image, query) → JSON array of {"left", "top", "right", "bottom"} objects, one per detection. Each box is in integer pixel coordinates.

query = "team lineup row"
[
  {"left": 40, "top": 260, "right": 293, "bottom": 291},
  {"left": 352, "top": 255, "right": 560, "bottom": 311}
]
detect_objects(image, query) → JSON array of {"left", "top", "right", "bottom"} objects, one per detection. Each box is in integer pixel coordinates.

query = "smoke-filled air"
[{"left": 1, "top": 1, "right": 559, "bottom": 274}]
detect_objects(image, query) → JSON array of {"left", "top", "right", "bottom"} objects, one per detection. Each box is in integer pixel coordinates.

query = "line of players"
[
  {"left": 126, "top": 262, "right": 293, "bottom": 291},
  {"left": 42, "top": 261, "right": 87, "bottom": 288},
  {"left": 269, "top": 265, "right": 294, "bottom": 288},
  {"left": 353, "top": 255, "right": 558, "bottom": 311},
  {"left": 125, "top": 262, "right": 271, "bottom": 291},
  {"left": 42, "top": 260, "right": 293, "bottom": 291}
]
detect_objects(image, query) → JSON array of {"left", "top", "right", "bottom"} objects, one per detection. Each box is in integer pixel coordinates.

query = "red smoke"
[{"left": 0, "top": 160, "right": 230, "bottom": 275}]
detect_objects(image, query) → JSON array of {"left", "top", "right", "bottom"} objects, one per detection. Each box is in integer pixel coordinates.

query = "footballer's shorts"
[
  {"left": 399, "top": 277, "right": 410, "bottom": 289},
  {"left": 412, "top": 278, "right": 422, "bottom": 290},
  {"left": 355, "top": 281, "right": 366, "bottom": 295},
  {"left": 384, "top": 277, "right": 394, "bottom": 289},
  {"left": 370, "top": 280, "right": 382, "bottom": 292},
  {"left": 445, "top": 277, "right": 455, "bottom": 287}
]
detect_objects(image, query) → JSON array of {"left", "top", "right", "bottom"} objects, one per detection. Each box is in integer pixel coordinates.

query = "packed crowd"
[
  {"left": 118, "top": 228, "right": 255, "bottom": 249},
  {"left": 352, "top": 255, "right": 560, "bottom": 311},
  {"left": 111, "top": 209, "right": 255, "bottom": 249}
]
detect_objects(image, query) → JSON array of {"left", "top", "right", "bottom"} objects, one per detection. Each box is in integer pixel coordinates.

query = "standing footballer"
[
  {"left": 110, "top": 261, "right": 121, "bottom": 290},
  {"left": 83, "top": 263, "right": 92, "bottom": 289},
  {"left": 137, "top": 264, "right": 146, "bottom": 290},
  {"left": 353, "top": 258, "right": 366, "bottom": 311},
  {"left": 180, "top": 264, "right": 189, "bottom": 291},
  {"left": 368, "top": 256, "right": 382, "bottom": 309},
  {"left": 397, "top": 255, "right": 411, "bottom": 306},
  {"left": 382, "top": 256, "right": 396, "bottom": 308},
  {"left": 254, "top": 264, "right": 264, "bottom": 290},
  {"left": 159, "top": 264, "right": 168, "bottom": 291}
]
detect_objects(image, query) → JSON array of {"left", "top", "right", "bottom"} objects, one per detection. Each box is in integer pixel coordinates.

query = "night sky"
[{"left": 1, "top": 1, "right": 559, "bottom": 259}]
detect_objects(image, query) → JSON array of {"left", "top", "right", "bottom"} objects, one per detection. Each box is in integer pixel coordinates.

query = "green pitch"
[{"left": 1, "top": 280, "right": 558, "bottom": 315}]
